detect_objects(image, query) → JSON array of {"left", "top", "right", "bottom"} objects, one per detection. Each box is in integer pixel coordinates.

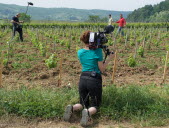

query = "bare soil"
[
  {"left": 1, "top": 31, "right": 169, "bottom": 89},
  {"left": 0, "top": 29, "right": 169, "bottom": 127},
  {"left": 1, "top": 116, "right": 169, "bottom": 128}
]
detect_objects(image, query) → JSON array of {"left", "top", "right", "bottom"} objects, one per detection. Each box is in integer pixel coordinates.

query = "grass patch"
[
  {"left": 0, "top": 86, "right": 78, "bottom": 118},
  {"left": 0, "top": 85, "right": 169, "bottom": 126},
  {"left": 11, "top": 62, "right": 31, "bottom": 69},
  {"left": 101, "top": 85, "right": 169, "bottom": 126}
]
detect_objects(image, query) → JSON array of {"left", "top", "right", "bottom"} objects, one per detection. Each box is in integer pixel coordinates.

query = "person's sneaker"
[
  {"left": 63, "top": 105, "right": 73, "bottom": 122},
  {"left": 80, "top": 109, "right": 89, "bottom": 127}
]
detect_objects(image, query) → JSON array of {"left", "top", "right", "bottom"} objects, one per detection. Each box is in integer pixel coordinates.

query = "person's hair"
[
  {"left": 80, "top": 31, "right": 91, "bottom": 44},
  {"left": 109, "top": 14, "right": 111, "bottom": 17}
]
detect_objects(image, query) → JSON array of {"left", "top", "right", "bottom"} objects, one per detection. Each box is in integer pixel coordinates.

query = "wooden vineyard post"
[
  {"left": 58, "top": 54, "right": 63, "bottom": 87},
  {"left": 162, "top": 51, "right": 169, "bottom": 84},
  {"left": 157, "top": 30, "right": 161, "bottom": 41},
  {"left": 134, "top": 41, "right": 138, "bottom": 59},
  {"left": 112, "top": 51, "right": 118, "bottom": 84},
  {"left": 0, "top": 51, "right": 4, "bottom": 88},
  {"left": 124, "top": 32, "right": 128, "bottom": 49},
  {"left": 113, "top": 37, "right": 116, "bottom": 49},
  {"left": 149, "top": 30, "right": 152, "bottom": 43},
  {"left": 53, "top": 41, "right": 56, "bottom": 53},
  {"left": 142, "top": 37, "right": 146, "bottom": 49},
  {"left": 133, "top": 27, "right": 138, "bottom": 59}
]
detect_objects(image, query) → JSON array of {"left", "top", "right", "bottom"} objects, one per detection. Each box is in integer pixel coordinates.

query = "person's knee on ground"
[
  {"left": 73, "top": 103, "right": 83, "bottom": 111},
  {"left": 88, "top": 107, "right": 97, "bottom": 116}
]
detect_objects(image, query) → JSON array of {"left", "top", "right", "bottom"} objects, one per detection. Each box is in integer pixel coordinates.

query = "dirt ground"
[
  {"left": 0, "top": 120, "right": 136, "bottom": 128},
  {"left": 1, "top": 29, "right": 169, "bottom": 127},
  {"left": 1, "top": 116, "right": 169, "bottom": 128},
  {"left": 2, "top": 59, "right": 169, "bottom": 89},
  {"left": 1, "top": 29, "right": 169, "bottom": 89}
]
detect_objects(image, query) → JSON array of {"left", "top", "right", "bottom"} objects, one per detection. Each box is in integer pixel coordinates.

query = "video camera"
[
  {"left": 89, "top": 25, "right": 114, "bottom": 63},
  {"left": 89, "top": 25, "right": 114, "bottom": 49}
]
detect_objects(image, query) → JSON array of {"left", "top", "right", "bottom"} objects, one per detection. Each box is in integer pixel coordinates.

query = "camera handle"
[{"left": 102, "top": 46, "right": 114, "bottom": 63}]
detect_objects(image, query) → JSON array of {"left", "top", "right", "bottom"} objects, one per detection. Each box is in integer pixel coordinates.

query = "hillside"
[
  {"left": 127, "top": 0, "right": 169, "bottom": 22},
  {"left": 0, "top": 3, "right": 131, "bottom": 21}
]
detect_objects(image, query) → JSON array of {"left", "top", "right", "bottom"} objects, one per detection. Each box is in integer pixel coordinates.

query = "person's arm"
[
  {"left": 116, "top": 20, "right": 120, "bottom": 23},
  {"left": 19, "top": 21, "right": 24, "bottom": 23},
  {"left": 11, "top": 17, "right": 23, "bottom": 24},
  {"left": 98, "top": 53, "right": 114, "bottom": 73},
  {"left": 11, "top": 20, "right": 19, "bottom": 24},
  {"left": 124, "top": 19, "right": 126, "bottom": 26}
]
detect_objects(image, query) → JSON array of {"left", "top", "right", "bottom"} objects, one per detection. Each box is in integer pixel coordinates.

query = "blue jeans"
[{"left": 116, "top": 26, "right": 124, "bottom": 36}]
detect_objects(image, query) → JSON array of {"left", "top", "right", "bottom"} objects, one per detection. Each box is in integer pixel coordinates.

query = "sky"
[{"left": 0, "top": 0, "right": 166, "bottom": 11}]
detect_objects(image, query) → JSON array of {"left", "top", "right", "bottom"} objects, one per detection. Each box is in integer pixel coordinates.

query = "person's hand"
[
  {"left": 109, "top": 52, "right": 115, "bottom": 59},
  {"left": 20, "top": 21, "right": 24, "bottom": 23}
]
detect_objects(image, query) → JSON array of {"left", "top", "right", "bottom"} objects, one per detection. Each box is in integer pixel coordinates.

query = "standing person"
[
  {"left": 108, "top": 14, "right": 114, "bottom": 37},
  {"left": 11, "top": 13, "right": 24, "bottom": 42},
  {"left": 108, "top": 14, "right": 113, "bottom": 26},
  {"left": 63, "top": 31, "right": 114, "bottom": 127},
  {"left": 116, "top": 14, "right": 126, "bottom": 37}
]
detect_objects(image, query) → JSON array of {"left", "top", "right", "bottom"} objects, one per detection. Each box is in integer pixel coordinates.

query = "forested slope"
[{"left": 127, "top": 0, "right": 169, "bottom": 22}]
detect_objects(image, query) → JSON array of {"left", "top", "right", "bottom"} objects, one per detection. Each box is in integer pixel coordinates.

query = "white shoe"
[
  {"left": 63, "top": 105, "right": 73, "bottom": 122},
  {"left": 80, "top": 109, "right": 89, "bottom": 127}
]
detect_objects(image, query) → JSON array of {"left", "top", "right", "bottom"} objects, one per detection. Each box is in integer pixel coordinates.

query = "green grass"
[
  {"left": 0, "top": 85, "right": 169, "bottom": 126},
  {"left": 0, "top": 86, "right": 78, "bottom": 118},
  {"left": 101, "top": 85, "right": 169, "bottom": 126},
  {"left": 11, "top": 62, "right": 31, "bottom": 69}
]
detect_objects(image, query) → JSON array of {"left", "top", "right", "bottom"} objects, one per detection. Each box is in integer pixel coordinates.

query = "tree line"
[{"left": 127, "top": 0, "right": 169, "bottom": 22}]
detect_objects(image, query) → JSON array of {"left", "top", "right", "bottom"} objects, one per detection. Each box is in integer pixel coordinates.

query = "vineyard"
[
  {"left": 0, "top": 23, "right": 169, "bottom": 87},
  {"left": 0, "top": 22, "right": 169, "bottom": 127}
]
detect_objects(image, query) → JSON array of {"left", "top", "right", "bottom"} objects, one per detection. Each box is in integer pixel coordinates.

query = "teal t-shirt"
[{"left": 77, "top": 48, "right": 103, "bottom": 74}]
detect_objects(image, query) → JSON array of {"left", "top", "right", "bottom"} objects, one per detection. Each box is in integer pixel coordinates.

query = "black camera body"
[
  {"left": 89, "top": 25, "right": 114, "bottom": 49},
  {"left": 89, "top": 32, "right": 108, "bottom": 49}
]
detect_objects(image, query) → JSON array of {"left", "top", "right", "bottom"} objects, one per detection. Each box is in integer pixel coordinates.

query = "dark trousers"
[
  {"left": 79, "top": 72, "right": 102, "bottom": 109},
  {"left": 12, "top": 26, "right": 23, "bottom": 42}
]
